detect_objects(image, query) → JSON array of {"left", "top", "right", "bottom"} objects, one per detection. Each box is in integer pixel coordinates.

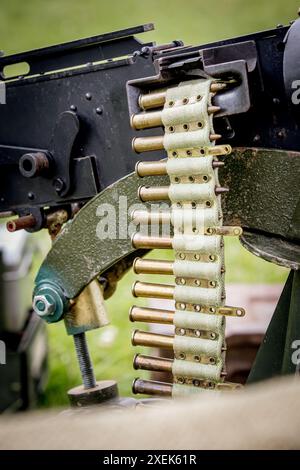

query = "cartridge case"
[
  {"left": 132, "top": 136, "right": 164, "bottom": 153},
  {"left": 133, "top": 354, "right": 228, "bottom": 376},
  {"left": 132, "top": 281, "right": 175, "bottom": 299},
  {"left": 132, "top": 233, "right": 172, "bottom": 249},
  {"left": 132, "top": 378, "right": 172, "bottom": 396},
  {"left": 138, "top": 185, "right": 228, "bottom": 202},
  {"left": 129, "top": 306, "right": 174, "bottom": 324},
  {"left": 138, "top": 83, "right": 226, "bottom": 110},
  {"left": 133, "top": 354, "right": 173, "bottom": 372},
  {"left": 131, "top": 209, "right": 171, "bottom": 225},
  {"left": 138, "top": 90, "right": 167, "bottom": 110},
  {"left": 132, "top": 378, "right": 241, "bottom": 395},
  {"left": 138, "top": 185, "right": 169, "bottom": 201},
  {"left": 133, "top": 258, "right": 173, "bottom": 275},
  {"left": 6, "top": 214, "right": 36, "bottom": 232},
  {"left": 132, "top": 330, "right": 174, "bottom": 349},
  {"left": 131, "top": 110, "right": 162, "bottom": 130},
  {"left": 131, "top": 106, "right": 220, "bottom": 130},
  {"left": 135, "top": 160, "right": 167, "bottom": 177},
  {"left": 135, "top": 159, "right": 224, "bottom": 177},
  {"left": 132, "top": 134, "right": 221, "bottom": 153}
]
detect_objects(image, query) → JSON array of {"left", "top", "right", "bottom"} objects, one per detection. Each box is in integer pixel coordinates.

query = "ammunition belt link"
[{"left": 130, "top": 78, "right": 245, "bottom": 397}]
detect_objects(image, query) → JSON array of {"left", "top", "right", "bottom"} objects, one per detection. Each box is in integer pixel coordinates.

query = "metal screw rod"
[{"left": 73, "top": 333, "right": 97, "bottom": 390}]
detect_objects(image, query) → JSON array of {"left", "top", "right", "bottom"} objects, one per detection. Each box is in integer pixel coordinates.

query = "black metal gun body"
[{"left": 1, "top": 21, "right": 300, "bottom": 231}]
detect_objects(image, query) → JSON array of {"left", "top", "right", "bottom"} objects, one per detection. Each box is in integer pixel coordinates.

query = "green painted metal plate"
[
  {"left": 35, "top": 147, "right": 300, "bottom": 299},
  {"left": 35, "top": 172, "right": 168, "bottom": 299}
]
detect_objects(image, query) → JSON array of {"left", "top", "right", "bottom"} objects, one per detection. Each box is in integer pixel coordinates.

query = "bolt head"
[
  {"left": 33, "top": 295, "right": 55, "bottom": 317},
  {"left": 53, "top": 178, "right": 65, "bottom": 193},
  {"left": 33, "top": 281, "right": 68, "bottom": 323}
]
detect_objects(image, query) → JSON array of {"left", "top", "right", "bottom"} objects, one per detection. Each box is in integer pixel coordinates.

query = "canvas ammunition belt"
[{"left": 130, "top": 78, "right": 245, "bottom": 397}]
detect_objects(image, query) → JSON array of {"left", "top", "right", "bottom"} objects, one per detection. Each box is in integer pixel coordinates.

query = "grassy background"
[
  {"left": 0, "top": 0, "right": 296, "bottom": 407},
  {"left": 0, "top": 0, "right": 299, "bottom": 55}
]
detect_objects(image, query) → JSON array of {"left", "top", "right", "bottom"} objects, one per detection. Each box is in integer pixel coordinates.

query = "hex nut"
[{"left": 33, "top": 295, "right": 55, "bottom": 317}]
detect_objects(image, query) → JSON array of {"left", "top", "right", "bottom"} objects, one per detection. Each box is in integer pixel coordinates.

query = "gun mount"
[{"left": 1, "top": 18, "right": 300, "bottom": 408}]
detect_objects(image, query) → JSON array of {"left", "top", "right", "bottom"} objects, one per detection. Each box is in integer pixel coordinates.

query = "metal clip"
[{"left": 206, "top": 226, "right": 243, "bottom": 236}]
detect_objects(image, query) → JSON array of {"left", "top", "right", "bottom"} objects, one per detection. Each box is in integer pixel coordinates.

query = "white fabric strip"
[
  {"left": 173, "top": 310, "right": 225, "bottom": 334},
  {"left": 166, "top": 156, "right": 215, "bottom": 176},
  {"left": 162, "top": 79, "right": 227, "bottom": 397},
  {"left": 172, "top": 234, "right": 222, "bottom": 254}
]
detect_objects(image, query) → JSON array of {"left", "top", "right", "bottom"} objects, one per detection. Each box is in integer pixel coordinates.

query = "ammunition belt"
[{"left": 130, "top": 78, "right": 245, "bottom": 397}]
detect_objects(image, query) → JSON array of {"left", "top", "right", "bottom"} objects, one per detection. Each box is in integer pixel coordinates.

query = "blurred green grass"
[
  {"left": 0, "top": 0, "right": 294, "bottom": 407},
  {"left": 0, "top": 0, "right": 299, "bottom": 55}
]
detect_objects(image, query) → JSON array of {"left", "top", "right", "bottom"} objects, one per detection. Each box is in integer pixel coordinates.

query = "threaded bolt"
[{"left": 73, "top": 333, "right": 97, "bottom": 390}]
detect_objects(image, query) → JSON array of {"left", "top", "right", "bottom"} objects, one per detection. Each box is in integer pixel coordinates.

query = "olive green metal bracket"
[
  {"left": 33, "top": 147, "right": 300, "bottom": 323},
  {"left": 33, "top": 172, "right": 168, "bottom": 321},
  {"left": 219, "top": 147, "right": 300, "bottom": 270}
]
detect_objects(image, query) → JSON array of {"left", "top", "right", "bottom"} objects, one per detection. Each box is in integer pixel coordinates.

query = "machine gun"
[{"left": 0, "top": 18, "right": 300, "bottom": 407}]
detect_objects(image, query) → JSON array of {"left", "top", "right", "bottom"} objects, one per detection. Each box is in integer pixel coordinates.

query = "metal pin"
[
  {"left": 6, "top": 214, "right": 37, "bottom": 232},
  {"left": 131, "top": 106, "right": 220, "bottom": 130},
  {"left": 132, "top": 281, "right": 174, "bottom": 299},
  {"left": 135, "top": 159, "right": 224, "bottom": 177},
  {"left": 132, "top": 134, "right": 221, "bottom": 153},
  {"left": 214, "top": 187, "right": 229, "bottom": 195},
  {"left": 130, "top": 304, "right": 245, "bottom": 320},
  {"left": 134, "top": 354, "right": 173, "bottom": 372},
  {"left": 206, "top": 226, "right": 243, "bottom": 236},
  {"left": 212, "top": 161, "right": 225, "bottom": 168},
  {"left": 132, "top": 330, "right": 174, "bottom": 349},
  {"left": 138, "top": 185, "right": 228, "bottom": 202},
  {"left": 132, "top": 378, "right": 173, "bottom": 396},
  {"left": 138, "top": 83, "right": 227, "bottom": 110},
  {"left": 129, "top": 306, "right": 174, "bottom": 324},
  {"left": 217, "top": 306, "right": 246, "bottom": 317},
  {"left": 133, "top": 258, "right": 173, "bottom": 275},
  {"left": 219, "top": 382, "right": 243, "bottom": 390}
]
